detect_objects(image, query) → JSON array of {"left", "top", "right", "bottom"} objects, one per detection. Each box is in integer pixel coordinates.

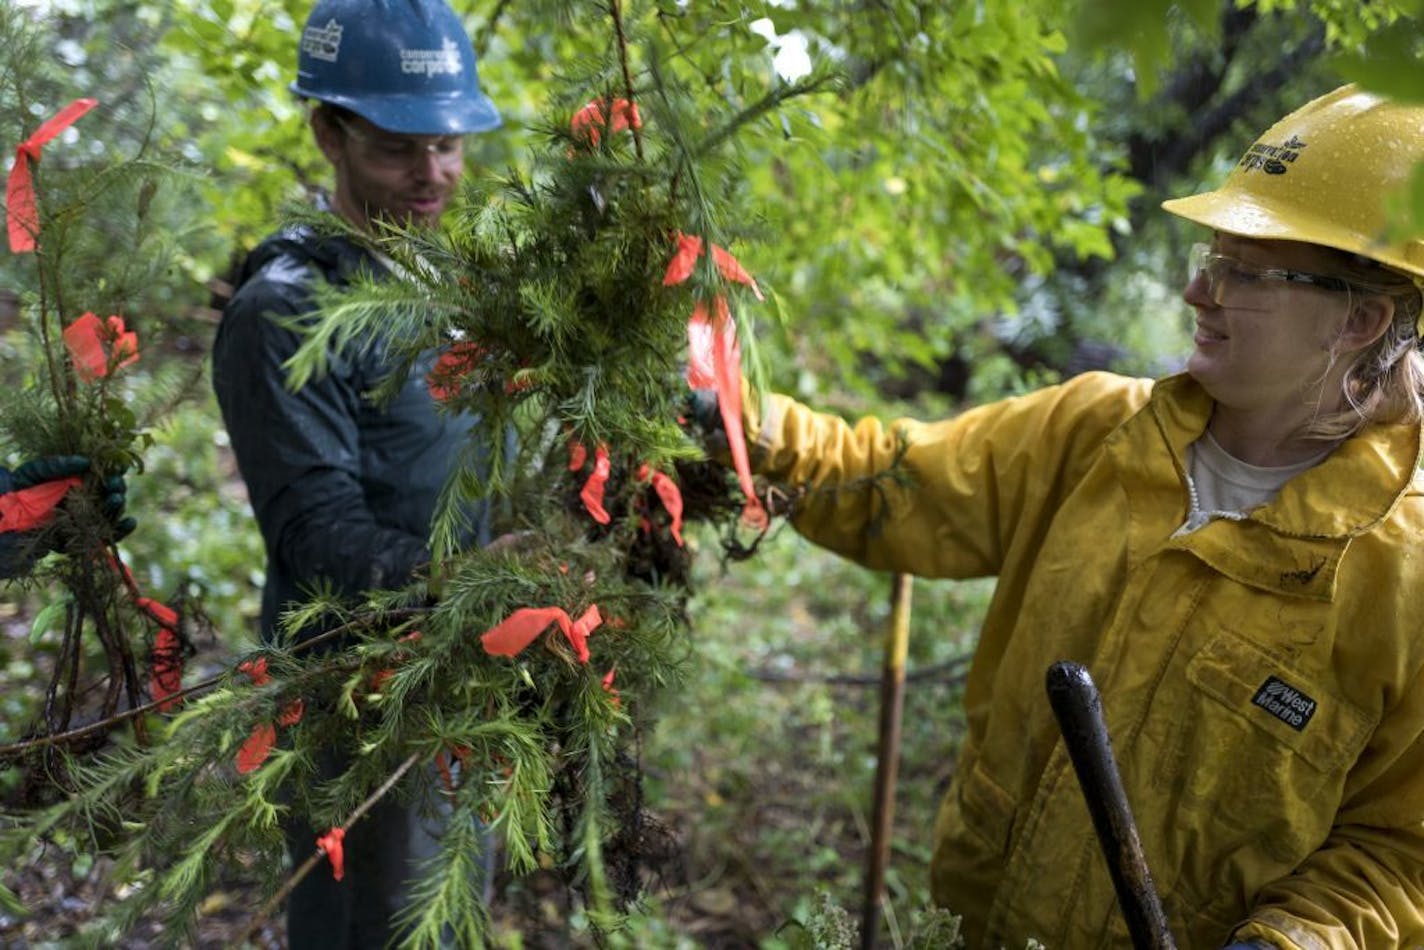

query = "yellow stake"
[{"left": 862, "top": 571, "right": 912, "bottom": 949}]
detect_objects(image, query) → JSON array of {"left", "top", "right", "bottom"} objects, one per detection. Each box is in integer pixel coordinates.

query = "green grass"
[{"left": 636, "top": 526, "right": 991, "bottom": 946}]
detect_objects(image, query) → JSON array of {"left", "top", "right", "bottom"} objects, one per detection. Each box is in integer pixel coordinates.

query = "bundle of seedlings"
[{"left": 0, "top": 3, "right": 840, "bottom": 944}]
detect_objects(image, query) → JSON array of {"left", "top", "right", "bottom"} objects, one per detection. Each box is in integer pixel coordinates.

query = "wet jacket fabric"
[
  {"left": 753, "top": 371, "right": 1424, "bottom": 950},
  {"left": 213, "top": 225, "right": 485, "bottom": 641}
]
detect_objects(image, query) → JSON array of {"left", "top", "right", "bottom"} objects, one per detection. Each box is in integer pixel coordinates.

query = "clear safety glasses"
[
  {"left": 1188, "top": 242, "right": 1356, "bottom": 308},
  {"left": 331, "top": 114, "right": 465, "bottom": 172}
]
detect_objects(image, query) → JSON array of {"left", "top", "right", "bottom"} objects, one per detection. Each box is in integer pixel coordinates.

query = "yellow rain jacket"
[{"left": 753, "top": 372, "right": 1424, "bottom": 950}]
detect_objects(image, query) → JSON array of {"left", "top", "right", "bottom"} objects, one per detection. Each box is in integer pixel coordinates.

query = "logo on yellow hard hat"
[{"left": 1238, "top": 135, "right": 1307, "bottom": 176}]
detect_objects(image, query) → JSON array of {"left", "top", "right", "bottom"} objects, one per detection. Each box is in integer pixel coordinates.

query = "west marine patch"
[
  {"left": 1238, "top": 135, "right": 1307, "bottom": 175},
  {"left": 1252, "top": 675, "right": 1317, "bottom": 732}
]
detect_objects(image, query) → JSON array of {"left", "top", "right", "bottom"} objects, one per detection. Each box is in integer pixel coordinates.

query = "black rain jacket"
[{"left": 212, "top": 225, "right": 488, "bottom": 641}]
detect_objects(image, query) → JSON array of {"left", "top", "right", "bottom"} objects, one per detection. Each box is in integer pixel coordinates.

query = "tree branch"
[
  {"left": 609, "top": 0, "right": 645, "bottom": 162},
  {"left": 1127, "top": 8, "right": 1325, "bottom": 190},
  {"left": 0, "top": 607, "right": 428, "bottom": 762},
  {"left": 240, "top": 751, "right": 423, "bottom": 943}
]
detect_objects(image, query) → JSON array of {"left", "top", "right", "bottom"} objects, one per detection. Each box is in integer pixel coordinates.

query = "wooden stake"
[{"left": 861, "top": 572, "right": 912, "bottom": 950}]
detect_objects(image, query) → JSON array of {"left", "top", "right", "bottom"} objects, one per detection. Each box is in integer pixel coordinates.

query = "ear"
[
  {"left": 1340, "top": 294, "right": 1396, "bottom": 352},
  {"left": 311, "top": 110, "right": 345, "bottom": 165}
]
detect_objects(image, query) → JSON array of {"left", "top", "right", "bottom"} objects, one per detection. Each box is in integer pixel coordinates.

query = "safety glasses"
[
  {"left": 330, "top": 114, "right": 465, "bottom": 171},
  {"left": 1188, "top": 242, "right": 1356, "bottom": 308}
]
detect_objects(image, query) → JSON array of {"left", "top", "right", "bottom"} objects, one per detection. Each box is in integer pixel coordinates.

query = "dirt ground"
[{"left": 0, "top": 827, "right": 779, "bottom": 948}]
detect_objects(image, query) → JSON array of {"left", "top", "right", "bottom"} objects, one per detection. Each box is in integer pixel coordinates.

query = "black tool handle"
[{"left": 1046, "top": 661, "right": 1177, "bottom": 950}]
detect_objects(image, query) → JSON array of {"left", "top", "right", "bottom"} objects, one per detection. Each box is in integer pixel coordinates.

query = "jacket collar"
[{"left": 1110, "top": 373, "right": 1422, "bottom": 600}]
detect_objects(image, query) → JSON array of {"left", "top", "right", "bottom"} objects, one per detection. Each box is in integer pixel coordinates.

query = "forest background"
[{"left": 2, "top": 0, "right": 1422, "bottom": 946}]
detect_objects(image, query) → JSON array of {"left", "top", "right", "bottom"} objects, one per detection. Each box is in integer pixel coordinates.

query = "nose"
[
  {"left": 410, "top": 149, "right": 444, "bottom": 182},
  {"left": 1182, "top": 269, "right": 1216, "bottom": 309}
]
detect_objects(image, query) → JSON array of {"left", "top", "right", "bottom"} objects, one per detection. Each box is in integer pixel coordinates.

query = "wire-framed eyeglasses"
[
  {"left": 1189, "top": 242, "right": 1356, "bottom": 308},
  {"left": 330, "top": 113, "right": 465, "bottom": 171}
]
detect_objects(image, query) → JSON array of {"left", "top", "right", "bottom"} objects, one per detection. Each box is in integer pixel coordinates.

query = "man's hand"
[
  {"left": 20, "top": 456, "right": 135, "bottom": 539},
  {"left": 9, "top": 454, "right": 90, "bottom": 489},
  {"left": 0, "top": 455, "right": 135, "bottom": 578}
]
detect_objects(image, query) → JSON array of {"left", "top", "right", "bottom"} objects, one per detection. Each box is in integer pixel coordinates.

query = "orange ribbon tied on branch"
[
  {"left": 568, "top": 438, "right": 588, "bottom": 472},
  {"left": 236, "top": 722, "right": 277, "bottom": 775},
  {"left": 663, "top": 234, "right": 768, "bottom": 529},
  {"left": 232, "top": 653, "right": 305, "bottom": 774},
  {"left": 7, "top": 98, "right": 98, "bottom": 253},
  {"left": 237, "top": 656, "right": 272, "bottom": 687},
  {"left": 109, "top": 553, "right": 186, "bottom": 713},
  {"left": 579, "top": 445, "right": 612, "bottom": 525},
  {"left": 0, "top": 477, "right": 82, "bottom": 533},
  {"left": 427, "top": 340, "right": 531, "bottom": 400},
  {"left": 63, "top": 312, "right": 139, "bottom": 382},
  {"left": 570, "top": 97, "right": 642, "bottom": 148},
  {"left": 135, "top": 596, "right": 177, "bottom": 629},
  {"left": 481, "top": 603, "right": 603, "bottom": 664},
  {"left": 637, "top": 464, "right": 684, "bottom": 546},
  {"left": 690, "top": 298, "right": 766, "bottom": 529},
  {"left": 662, "top": 232, "right": 764, "bottom": 301},
  {"left": 316, "top": 827, "right": 346, "bottom": 882},
  {"left": 149, "top": 627, "right": 184, "bottom": 713},
  {"left": 139, "top": 594, "right": 184, "bottom": 712},
  {"left": 426, "top": 341, "right": 485, "bottom": 402},
  {"left": 277, "top": 698, "right": 305, "bottom": 727},
  {"left": 234, "top": 701, "right": 304, "bottom": 773}
]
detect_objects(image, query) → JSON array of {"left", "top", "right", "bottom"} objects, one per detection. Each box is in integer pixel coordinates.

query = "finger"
[{"left": 12, "top": 454, "right": 90, "bottom": 489}]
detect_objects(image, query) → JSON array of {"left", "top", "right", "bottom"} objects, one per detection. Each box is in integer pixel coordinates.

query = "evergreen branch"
[
  {"left": 5, "top": 5, "right": 813, "bottom": 939},
  {"left": 240, "top": 751, "right": 422, "bottom": 944},
  {"left": 157, "top": 808, "right": 241, "bottom": 907},
  {"left": 569, "top": 725, "right": 620, "bottom": 931},
  {"left": 393, "top": 796, "right": 493, "bottom": 948},
  {"left": 0, "top": 608, "right": 428, "bottom": 761},
  {"left": 609, "top": 0, "right": 645, "bottom": 162},
  {"left": 32, "top": 264, "right": 69, "bottom": 420}
]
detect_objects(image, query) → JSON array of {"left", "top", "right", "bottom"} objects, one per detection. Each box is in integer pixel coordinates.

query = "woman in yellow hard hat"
[
  {"left": 740, "top": 85, "right": 1424, "bottom": 948},
  {"left": 1163, "top": 86, "right": 1424, "bottom": 453}
]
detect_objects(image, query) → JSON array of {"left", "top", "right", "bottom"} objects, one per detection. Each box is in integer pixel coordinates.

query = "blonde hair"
[{"left": 1307, "top": 254, "right": 1424, "bottom": 441}]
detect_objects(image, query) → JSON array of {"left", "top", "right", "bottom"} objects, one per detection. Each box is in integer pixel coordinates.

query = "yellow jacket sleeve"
[{"left": 751, "top": 371, "right": 1155, "bottom": 579}]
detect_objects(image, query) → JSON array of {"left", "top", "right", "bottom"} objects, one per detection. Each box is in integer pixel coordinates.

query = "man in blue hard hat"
[{"left": 210, "top": 1, "right": 502, "bottom": 946}]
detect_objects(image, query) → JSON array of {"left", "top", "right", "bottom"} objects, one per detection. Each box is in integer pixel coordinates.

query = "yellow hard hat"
[{"left": 1162, "top": 84, "right": 1424, "bottom": 283}]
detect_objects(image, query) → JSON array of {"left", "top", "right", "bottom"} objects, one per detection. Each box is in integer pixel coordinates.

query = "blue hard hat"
[{"left": 291, "top": 0, "right": 502, "bottom": 135}]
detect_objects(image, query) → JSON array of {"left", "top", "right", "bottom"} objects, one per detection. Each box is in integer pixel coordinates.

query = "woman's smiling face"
[{"left": 1182, "top": 233, "right": 1359, "bottom": 420}]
